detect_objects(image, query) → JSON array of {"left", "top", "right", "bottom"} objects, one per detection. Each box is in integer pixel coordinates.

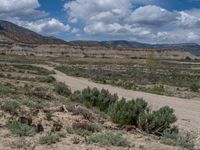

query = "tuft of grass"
[
  {"left": 3, "top": 100, "right": 20, "bottom": 113},
  {"left": 45, "top": 112, "right": 53, "bottom": 121},
  {"left": 90, "top": 123, "right": 102, "bottom": 132},
  {"left": 150, "top": 85, "right": 165, "bottom": 95},
  {"left": 39, "top": 133, "right": 61, "bottom": 145},
  {"left": 0, "top": 84, "right": 14, "bottom": 97},
  {"left": 87, "top": 133, "right": 129, "bottom": 147},
  {"left": 66, "top": 127, "right": 92, "bottom": 137},
  {"left": 161, "top": 128, "right": 196, "bottom": 150},
  {"left": 22, "top": 99, "right": 47, "bottom": 109},
  {"left": 8, "top": 119, "right": 34, "bottom": 136}
]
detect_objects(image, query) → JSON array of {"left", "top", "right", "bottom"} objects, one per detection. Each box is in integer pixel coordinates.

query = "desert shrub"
[
  {"left": 87, "top": 133, "right": 129, "bottom": 147},
  {"left": 71, "top": 87, "right": 118, "bottom": 112},
  {"left": 71, "top": 106, "right": 94, "bottom": 121},
  {"left": 37, "top": 76, "right": 56, "bottom": 83},
  {"left": 150, "top": 85, "right": 165, "bottom": 95},
  {"left": 3, "top": 100, "right": 20, "bottom": 113},
  {"left": 70, "top": 90, "right": 82, "bottom": 101},
  {"left": 108, "top": 98, "right": 176, "bottom": 135},
  {"left": 67, "top": 127, "right": 92, "bottom": 137},
  {"left": 39, "top": 133, "right": 61, "bottom": 145},
  {"left": 90, "top": 123, "right": 102, "bottom": 132},
  {"left": 54, "top": 82, "right": 71, "bottom": 97},
  {"left": 108, "top": 98, "right": 148, "bottom": 125},
  {"left": 14, "top": 65, "right": 55, "bottom": 76},
  {"left": 72, "top": 122, "right": 101, "bottom": 133},
  {"left": 185, "top": 56, "right": 192, "bottom": 61},
  {"left": 161, "top": 127, "right": 195, "bottom": 150},
  {"left": 27, "top": 87, "right": 53, "bottom": 100},
  {"left": 190, "top": 83, "right": 199, "bottom": 92},
  {"left": 46, "top": 112, "right": 53, "bottom": 121},
  {"left": 0, "top": 84, "right": 14, "bottom": 97},
  {"left": 22, "top": 100, "right": 35, "bottom": 108},
  {"left": 138, "top": 106, "right": 177, "bottom": 135},
  {"left": 22, "top": 99, "right": 47, "bottom": 109},
  {"left": 8, "top": 119, "right": 34, "bottom": 136}
]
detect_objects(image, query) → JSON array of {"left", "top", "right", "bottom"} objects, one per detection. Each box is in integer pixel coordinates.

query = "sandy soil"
[{"left": 38, "top": 65, "right": 200, "bottom": 140}]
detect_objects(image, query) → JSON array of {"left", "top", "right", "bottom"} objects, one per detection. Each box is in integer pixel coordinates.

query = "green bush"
[
  {"left": 108, "top": 98, "right": 176, "bottom": 135},
  {"left": 161, "top": 127, "right": 195, "bottom": 150},
  {"left": 138, "top": 106, "right": 177, "bottom": 135},
  {"left": 39, "top": 133, "right": 61, "bottom": 145},
  {"left": 8, "top": 119, "right": 34, "bottom": 136},
  {"left": 90, "top": 123, "right": 102, "bottom": 132},
  {"left": 71, "top": 87, "right": 118, "bottom": 112},
  {"left": 22, "top": 99, "right": 47, "bottom": 109},
  {"left": 67, "top": 127, "right": 92, "bottom": 137},
  {"left": 67, "top": 122, "right": 101, "bottom": 137},
  {"left": 3, "top": 100, "right": 20, "bottom": 113},
  {"left": 0, "top": 84, "right": 13, "bottom": 97},
  {"left": 54, "top": 82, "right": 71, "bottom": 97},
  {"left": 150, "top": 85, "right": 165, "bottom": 95},
  {"left": 70, "top": 87, "right": 177, "bottom": 136},
  {"left": 108, "top": 98, "right": 148, "bottom": 125},
  {"left": 46, "top": 112, "right": 53, "bottom": 121},
  {"left": 185, "top": 56, "right": 192, "bottom": 61},
  {"left": 87, "top": 133, "right": 129, "bottom": 147}
]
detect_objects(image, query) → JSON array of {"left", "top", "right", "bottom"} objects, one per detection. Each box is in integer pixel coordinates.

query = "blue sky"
[{"left": 0, "top": 0, "right": 200, "bottom": 44}]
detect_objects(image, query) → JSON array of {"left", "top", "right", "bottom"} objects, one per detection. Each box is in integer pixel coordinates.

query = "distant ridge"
[
  {"left": 0, "top": 20, "right": 66, "bottom": 44},
  {"left": 0, "top": 20, "right": 200, "bottom": 55},
  {"left": 69, "top": 40, "right": 200, "bottom": 55}
]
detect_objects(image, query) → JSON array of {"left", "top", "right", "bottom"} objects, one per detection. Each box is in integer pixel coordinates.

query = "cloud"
[
  {"left": 64, "top": 0, "right": 132, "bottom": 24},
  {"left": 129, "top": 5, "right": 177, "bottom": 26},
  {"left": 71, "top": 28, "right": 80, "bottom": 33},
  {"left": 0, "top": 0, "right": 47, "bottom": 20},
  {"left": 176, "top": 11, "right": 200, "bottom": 28},
  {"left": 22, "top": 18, "right": 70, "bottom": 35},
  {"left": 64, "top": 0, "right": 200, "bottom": 44}
]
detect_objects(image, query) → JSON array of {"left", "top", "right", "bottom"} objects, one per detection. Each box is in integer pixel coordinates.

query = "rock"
[
  {"left": 35, "top": 123, "right": 44, "bottom": 133},
  {"left": 51, "top": 121, "right": 62, "bottom": 132},
  {"left": 18, "top": 116, "right": 32, "bottom": 126}
]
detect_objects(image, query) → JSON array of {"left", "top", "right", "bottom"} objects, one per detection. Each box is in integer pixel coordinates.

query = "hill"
[{"left": 0, "top": 20, "right": 66, "bottom": 44}]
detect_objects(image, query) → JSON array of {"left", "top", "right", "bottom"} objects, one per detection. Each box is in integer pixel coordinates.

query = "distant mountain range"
[
  {"left": 69, "top": 40, "right": 200, "bottom": 55},
  {"left": 0, "top": 20, "right": 200, "bottom": 55}
]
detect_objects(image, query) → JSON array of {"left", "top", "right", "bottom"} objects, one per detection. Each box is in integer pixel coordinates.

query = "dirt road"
[{"left": 40, "top": 65, "right": 200, "bottom": 138}]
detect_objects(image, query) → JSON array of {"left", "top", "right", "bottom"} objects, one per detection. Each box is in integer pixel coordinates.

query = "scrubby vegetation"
[
  {"left": 0, "top": 57, "right": 197, "bottom": 149},
  {"left": 8, "top": 119, "right": 34, "bottom": 136},
  {"left": 108, "top": 98, "right": 148, "bottom": 126},
  {"left": 138, "top": 106, "right": 177, "bottom": 135},
  {"left": 3, "top": 100, "right": 20, "bottom": 113},
  {"left": 39, "top": 133, "right": 64, "bottom": 145},
  {"left": 71, "top": 87, "right": 177, "bottom": 136},
  {"left": 56, "top": 58, "right": 200, "bottom": 98},
  {"left": 71, "top": 87, "right": 118, "bottom": 112},
  {"left": 161, "top": 127, "right": 195, "bottom": 150},
  {"left": 46, "top": 112, "right": 53, "bottom": 121},
  {"left": 54, "top": 82, "right": 71, "bottom": 97},
  {"left": 87, "top": 133, "right": 129, "bottom": 147}
]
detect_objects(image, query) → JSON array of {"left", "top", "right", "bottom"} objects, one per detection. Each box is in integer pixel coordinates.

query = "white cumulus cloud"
[
  {"left": 22, "top": 18, "right": 70, "bottom": 35},
  {"left": 64, "top": 0, "right": 200, "bottom": 44},
  {"left": 0, "top": 0, "right": 47, "bottom": 20}
]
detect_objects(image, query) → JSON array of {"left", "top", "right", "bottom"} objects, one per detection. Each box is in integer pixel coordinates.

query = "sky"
[{"left": 0, "top": 0, "right": 200, "bottom": 44}]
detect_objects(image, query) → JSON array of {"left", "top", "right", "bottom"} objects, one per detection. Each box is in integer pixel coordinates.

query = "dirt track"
[{"left": 40, "top": 65, "right": 200, "bottom": 139}]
